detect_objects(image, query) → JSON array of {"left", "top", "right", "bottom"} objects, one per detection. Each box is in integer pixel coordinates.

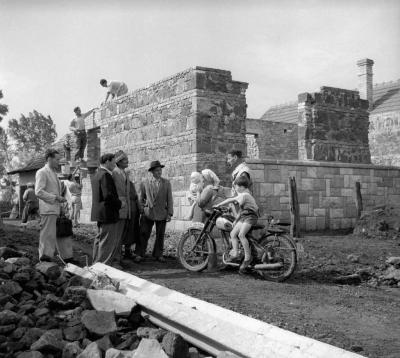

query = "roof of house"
[
  {"left": 371, "top": 79, "right": 400, "bottom": 114},
  {"left": 259, "top": 101, "right": 298, "bottom": 124}
]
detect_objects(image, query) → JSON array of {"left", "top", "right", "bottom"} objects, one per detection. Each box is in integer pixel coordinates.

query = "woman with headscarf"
[{"left": 196, "top": 169, "right": 227, "bottom": 222}]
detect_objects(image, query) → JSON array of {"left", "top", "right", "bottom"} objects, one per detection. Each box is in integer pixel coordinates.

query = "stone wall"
[
  {"left": 298, "top": 87, "right": 371, "bottom": 164},
  {"left": 246, "top": 119, "right": 298, "bottom": 160},
  {"left": 80, "top": 67, "right": 248, "bottom": 227},
  {"left": 249, "top": 159, "right": 400, "bottom": 231},
  {"left": 369, "top": 110, "right": 400, "bottom": 166}
]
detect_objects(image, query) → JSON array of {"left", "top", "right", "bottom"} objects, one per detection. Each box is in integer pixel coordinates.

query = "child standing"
[{"left": 215, "top": 175, "right": 259, "bottom": 272}]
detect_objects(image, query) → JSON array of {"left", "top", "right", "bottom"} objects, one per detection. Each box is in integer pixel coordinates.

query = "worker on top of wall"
[
  {"left": 69, "top": 106, "right": 95, "bottom": 163},
  {"left": 100, "top": 79, "right": 128, "bottom": 103}
]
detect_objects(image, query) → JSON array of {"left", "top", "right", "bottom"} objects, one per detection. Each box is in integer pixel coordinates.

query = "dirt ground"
[{"left": 1, "top": 220, "right": 400, "bottom": 358}]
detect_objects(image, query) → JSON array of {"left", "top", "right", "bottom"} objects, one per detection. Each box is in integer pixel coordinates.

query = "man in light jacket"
[
  {"left": 35, "top": 149, "right": 73, "bottom": 262},
  {"left": 135, "top": 160, "right": 173, "bottom": 263}
]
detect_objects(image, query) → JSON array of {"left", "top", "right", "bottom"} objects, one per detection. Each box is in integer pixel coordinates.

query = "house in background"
[{"left": 246, "top": 58, "right": 400, "bottom": 167}]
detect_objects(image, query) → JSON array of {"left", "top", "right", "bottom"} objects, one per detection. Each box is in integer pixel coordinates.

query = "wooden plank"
[
  {"left": 76, "top": 263, "right": 365, "bottom": 358},
  {"left": 355, "top": 181, "right": 363, "bottom": 219},
  {"left": 289, "top": 176, "right": 301, "bottom": 238}
]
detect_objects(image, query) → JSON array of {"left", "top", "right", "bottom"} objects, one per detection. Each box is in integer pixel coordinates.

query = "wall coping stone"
[{"left": 247, "top": 158, "right": 400, "bottom": 170}]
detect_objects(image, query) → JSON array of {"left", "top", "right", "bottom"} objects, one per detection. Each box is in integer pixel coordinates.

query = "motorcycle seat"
[
  {"left": 267, "top": 227, "right": 285, "bottom": 234},
  {"left": 250, "top": 223, "right": 265, "bottom": 231}
]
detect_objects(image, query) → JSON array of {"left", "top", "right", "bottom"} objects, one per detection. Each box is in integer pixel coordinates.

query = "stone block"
[
  {"left": 340, "top": 218, "right": 352, "bottom": 229},
  {"left": 279, "top": 196, "right": 289, "bottom": 204},
  {"left": 321, "top": 197, "right": 343, "bottom": 208},
  {"left": 305, "top": 217, "right": 317, "bottom": 231},
  {"left": 331, "top": 175, "right": 344, "bottom": 188},
  {"left": 330, "top": 208, "right": 344, "bottom": 219},
  {"left": 273, "top": 183, "right": 286, "bottom": 196},
  {"left": 340, "top": 188, "right": 353, "bottom": 197},
  {"left": 300, "top": 204, "right": 309, "bottom": 216},
  {"left": 313, "top": 208, "right": 326, "bottom": 217},
  {"left": 252, "top": 169, "right": 265, "bottom": 182},
  {"left": 340, "top": 168, "right": 354, "bottom": 175},
  {"left": 260, "top": 183, "right": 274, "bottom": 197},
  {"left": 316, "top": 217, "right": 326, "bottom": 230},
  {"left": 330, "top": 218, "right": 341, "bottom": 230},
  {"left": 265, "top": 169, "right": 282, "bottom": 183},
  {"left": 306, "top": 167, "right": 318, "bottom": 178},
  {"left": 300, "top": 178, "right": 314, "bottom": 191}
]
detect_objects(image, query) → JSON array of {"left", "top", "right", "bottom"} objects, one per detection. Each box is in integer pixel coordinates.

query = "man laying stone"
[
  {"left": 69, "top": 106, "right": 95, "bottom": 163},
  {"left": 100, "top": 79, "right": 128, "bottom": 103}
]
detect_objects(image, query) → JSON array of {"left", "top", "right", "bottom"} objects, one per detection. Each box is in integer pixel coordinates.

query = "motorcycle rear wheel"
[
  {"left": 257, "top": 234, "right": 297, "bottom": 282},
  {"left": 177, "top": 228, "right": 215, "bottom": 272}
]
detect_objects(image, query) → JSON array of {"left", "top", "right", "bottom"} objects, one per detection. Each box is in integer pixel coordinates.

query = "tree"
[
  {"left": 8, "top": 110, "right": 57, "bottom": 152},
  {"left": 0, "top": 90, "right": 8, "bottom": 122}
]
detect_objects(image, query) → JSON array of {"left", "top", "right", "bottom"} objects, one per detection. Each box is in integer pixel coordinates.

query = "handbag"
[{"left": 56, "top": 215, "right": 73, "bottom": 238}]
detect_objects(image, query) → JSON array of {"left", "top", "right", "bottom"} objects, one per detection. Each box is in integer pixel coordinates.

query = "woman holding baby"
[{"left": 186, "top": 169, "right": 228, "bottom": 223}]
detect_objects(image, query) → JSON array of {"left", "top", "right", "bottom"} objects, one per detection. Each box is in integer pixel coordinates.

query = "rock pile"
[
  {"left": 379, "top": 256, "right": 400, "bottom": 287},
  {"left": 0, "top": 246, "right": 238, "bottom": 358}
]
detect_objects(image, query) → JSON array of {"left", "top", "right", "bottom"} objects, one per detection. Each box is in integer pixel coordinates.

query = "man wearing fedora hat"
[{"left": 135, "top": 160, "right": 173, "bottom": 263}]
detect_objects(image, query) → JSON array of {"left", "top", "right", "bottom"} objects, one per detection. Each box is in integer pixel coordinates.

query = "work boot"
[{"left": 239, "top": 257, "right": 252, "bottom": 274}]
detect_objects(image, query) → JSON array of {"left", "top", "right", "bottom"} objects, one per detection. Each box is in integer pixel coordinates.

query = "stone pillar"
[
  {"left": 297, "top": 93, "right": 313, "bottom": 161},
  {"left": 357, "top": 58, "right": 374, "bottom": 109}
]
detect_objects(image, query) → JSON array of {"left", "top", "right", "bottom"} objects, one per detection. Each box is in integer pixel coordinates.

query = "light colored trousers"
[
  {"left": 39, "top": 214, "right": 73, "bottom": 260},
  {"left": 92, "top": 219, "right": 126, "bottom": 265}
]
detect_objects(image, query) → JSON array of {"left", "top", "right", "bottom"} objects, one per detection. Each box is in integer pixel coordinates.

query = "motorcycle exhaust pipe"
[{"left": 253, "top": 262, "right": 283, "bottom": 270}]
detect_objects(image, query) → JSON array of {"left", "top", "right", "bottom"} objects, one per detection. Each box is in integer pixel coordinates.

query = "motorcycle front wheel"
[
  {"left": 177, "top": 228, "right": 215, "bottom": 272},
  {"left": 257, "top": 234, "right": 297, "bottom": 282}
]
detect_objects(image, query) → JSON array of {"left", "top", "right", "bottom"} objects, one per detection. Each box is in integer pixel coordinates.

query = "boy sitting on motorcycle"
[{"left": 214, "top": 176, "right": 259, "bottom": 272}]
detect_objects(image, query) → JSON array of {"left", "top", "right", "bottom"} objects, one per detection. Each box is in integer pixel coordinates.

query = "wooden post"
[
  {"left": 288, "top": 176, "right": 300, "bottom": 238},
  {"left": 355, "top": 181, "right": 363, "bottom": 219}
]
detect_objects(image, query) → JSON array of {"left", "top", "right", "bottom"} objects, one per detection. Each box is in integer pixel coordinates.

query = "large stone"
[
  {"left": 77, "top": 342, "right": 102, "bottom": 358},
  {"left": 0, "top": 324, "right": 16, "bottom": 334},
  {"left": 0, "top": 309, "right": 20, "bottom": 325},
  {"left": 62, "top": 342, "right": 83, "bottom": 358},
  {"left": 137, "top": 327, "right": 167, "bottom": 341},
  {"left": 11, "top": 326, "right": 28, "bottom": 340},
  {"left": 81, "top": 310, "right": 117, "bottom": 336},
  {"left": 87, "top": 289, "right": 138, "bottom": 316},
  {"left": 0, "top": 247, "right": 23, "bottom": 259},
  {"left": 30, "top": 329, "right": 66, "bottom": 353},
  {"left": 16, "top": 352, "right": 44, "bottom": 358},
  {"left": 132, "top": 339, "right": 168, "bottom": 358},
  {"left": 63, "top": 286, "right": 87, "bottom": 305},
  {"left": 0, "top": 280, "right": 23, "bottom": 296},
  {"left": 35, "top": 262, "right": 61, "bottom": 280},
  {"left": 105, "top": 348, "right": 134, "bottom": 358},
  {"left": 6, "top": 257, "right": 31, "bottom": 266},
  {"left": 2, "top": 262, "right": 14, "bottom": 274},
  {"left": 13, "top": 271, "right": 31, "bottom": 283},
  {"left": 96, "top": 335, "right": 113, "bottom": 352},
  {"left": 34, "top": 308, "right": 50, "bottom": 318},
  {"left": 63, "top": 324, "right": 85, "bottom": 342},
  {"left": 161, "top": 332, "right": 189, "bottom": 358},
  {"left": 382, "top": 266, "right": 400, "bottom": 281},
  {"left": 21, "top": 328, "right": 46, "bottom": 347}
]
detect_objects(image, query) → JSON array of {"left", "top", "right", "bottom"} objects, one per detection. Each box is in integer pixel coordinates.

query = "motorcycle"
[{"left": 177, "top": 206, "right": 302, "bottom": 281}]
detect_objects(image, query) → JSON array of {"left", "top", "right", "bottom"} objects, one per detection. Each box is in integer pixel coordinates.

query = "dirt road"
[{"left": 1, "top": 221, "right": 399, "bottom": 358}]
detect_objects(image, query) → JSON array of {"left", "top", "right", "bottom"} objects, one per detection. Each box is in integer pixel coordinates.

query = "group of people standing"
[{"left": 33, "top": 146, "right": 254, "bottom": 271}]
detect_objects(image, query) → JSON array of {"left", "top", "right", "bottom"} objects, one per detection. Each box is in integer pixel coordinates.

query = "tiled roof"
[
  {"left": 259, "top": 101, "right": 298, "bottom": 124},
  {"left": 371, "top": 80, "right": 400, "bottom": 114}
]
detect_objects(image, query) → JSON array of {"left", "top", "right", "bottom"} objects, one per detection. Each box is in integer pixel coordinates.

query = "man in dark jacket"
[
  {"left": 91, "top": 153, "right": 122, "bottom": 266},
  {"left": 135, "top": 160, "right": 173, "bottom": 263}
]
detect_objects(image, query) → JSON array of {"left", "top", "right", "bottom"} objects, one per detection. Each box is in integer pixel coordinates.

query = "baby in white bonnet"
[{"left": 184, "top": 171, "right": 204, "bottom": 220}]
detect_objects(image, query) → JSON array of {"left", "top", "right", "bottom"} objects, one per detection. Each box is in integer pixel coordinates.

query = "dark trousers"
[
  {"left": 21, "top": 202, "right": 38, "bottom": 223},
  {"left": 135, "top": 216, "right": 166, "bottom": 258},
  {"left": 75, "top": 130, "right": 87, "bottom": 161}
]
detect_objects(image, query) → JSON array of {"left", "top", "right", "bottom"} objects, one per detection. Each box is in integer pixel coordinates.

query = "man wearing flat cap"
[{"left": 135, "top": 160, "right": 173, "bottom": 263}]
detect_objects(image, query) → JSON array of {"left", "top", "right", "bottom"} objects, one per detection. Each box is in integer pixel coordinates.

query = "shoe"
[
  {"left": 225, "top": 254, "right": 241, "bottom": 263},
  {"left": 239, "top": 257, "right": 252, "bottom": 274},
  {"left": 155, "top": 257, "right": 166, "bottom": 263},
  {"left": 134, "top": 256, "right": 142, "bottom": 263}
]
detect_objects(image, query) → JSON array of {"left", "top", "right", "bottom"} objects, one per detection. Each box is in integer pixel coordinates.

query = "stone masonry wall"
[
  {"left": 298, "top": 87, "right": 371, "bottom": 164},
  {"left": 369, "top": 110, "right": 400, "bottom": 166},
  {"left": 80, "top": 67, "right": 248, "bottom": 228},
  {"left": 249, "top": 159, "right": 400, "bottom": 231},
  {"left": 246, "top": 119, "right": 298, "bottom": 160}
]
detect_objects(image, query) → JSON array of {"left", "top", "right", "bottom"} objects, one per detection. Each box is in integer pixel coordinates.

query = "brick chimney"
[{"left": 357, "top": 58, "right": 374, "bottom": 109}]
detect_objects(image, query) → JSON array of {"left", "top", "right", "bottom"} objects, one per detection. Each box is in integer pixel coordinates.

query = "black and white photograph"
[{"left": 0, "top": 0, "right": 399, "bottom": 357}]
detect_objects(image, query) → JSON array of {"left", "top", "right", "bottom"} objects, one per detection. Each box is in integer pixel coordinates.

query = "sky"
[{"left": 0, "top": 0, "right": 400, "bottom": 139}]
